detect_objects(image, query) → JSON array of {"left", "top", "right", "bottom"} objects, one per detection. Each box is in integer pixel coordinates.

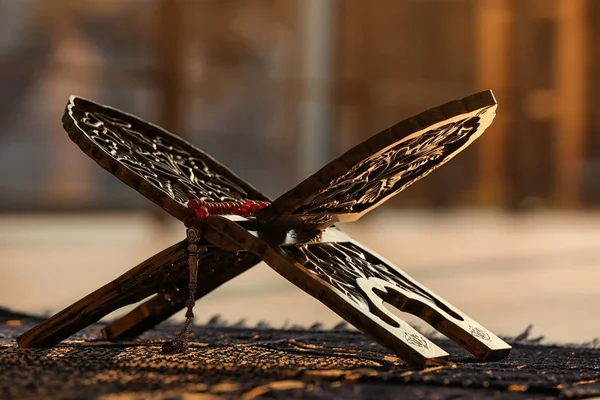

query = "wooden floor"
[{"left": 1, "top": 209, "right": 599, "bottom": 344}]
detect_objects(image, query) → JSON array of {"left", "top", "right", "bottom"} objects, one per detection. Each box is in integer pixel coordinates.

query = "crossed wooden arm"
[{"left": 16, "top": 90, "right": 511, "bottom": 367}]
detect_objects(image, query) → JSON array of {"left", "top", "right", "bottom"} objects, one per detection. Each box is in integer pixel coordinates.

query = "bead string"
[
  {"left": 162, "top": 227, "right": 204, "bottom": 355},
  {"left": 185, "top": 199, "right": 270, "bottom": 226},
  {"left": 163, "top": 199, "right": 270, "bottom": 354}
]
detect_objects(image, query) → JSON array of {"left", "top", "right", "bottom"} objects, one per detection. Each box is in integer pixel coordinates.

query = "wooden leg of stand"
[
  {"left": 101, "top": 250, "right": 261, "bottom": 340},
  {"left": 101, "top": 285, "right": 188, "bottom": 341},
  {"left": 16, "top": 241, "right": 188, "bottom": 348}
]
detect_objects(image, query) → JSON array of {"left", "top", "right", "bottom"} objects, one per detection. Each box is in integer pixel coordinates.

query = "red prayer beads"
[{"left": 185, "top": 198, "right": 270, "bottom": 226}]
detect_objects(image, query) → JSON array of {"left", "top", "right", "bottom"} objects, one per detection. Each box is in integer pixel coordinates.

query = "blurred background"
[{"left": 1, "top": 0, "right": 598, "bottom": 343}]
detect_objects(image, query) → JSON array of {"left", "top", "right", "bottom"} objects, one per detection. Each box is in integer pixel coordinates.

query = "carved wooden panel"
[
  {"left": 282, "top": 241, "right": 509, "bottom": 362},
  {"left": 63, "top": 96, "right": 270, "bottom": 221},
  {"left": 200, "top": 216, "right": 511, "bottom": 367},
  {"left": 258, "top": 91, "right": 497, "bottom": 228}
]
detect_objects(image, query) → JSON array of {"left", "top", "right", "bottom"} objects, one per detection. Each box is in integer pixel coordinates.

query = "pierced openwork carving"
[
  {"left": 282, "top": 242, "right": 463, "bottom": 321},
  {"left": 294, "top": 116, "right": 484, "bottom": 216},
  {"left": 63, "top": 97, "right": 269, "bottom": 221},
  {"left": 275, "top": 238, "right": 509, "bottom": 364},
  {"left": 79, "top": 111, "right": 251, "bottom": 204}
]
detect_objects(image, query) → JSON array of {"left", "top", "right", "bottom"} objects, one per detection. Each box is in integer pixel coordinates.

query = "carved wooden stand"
[{"left": 16, "top": 90, "right": 511, "bottom": 367}]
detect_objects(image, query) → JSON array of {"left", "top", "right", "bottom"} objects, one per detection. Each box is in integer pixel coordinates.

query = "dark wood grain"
[
  {"left": 101, "top": 251, "right": 260, "bottom": 340},
  {"left": 17, "top": 241, "right": 187, "bottom": 348},
  {"left": 17, "top": 241, "right": 260, "bottom": 348}
]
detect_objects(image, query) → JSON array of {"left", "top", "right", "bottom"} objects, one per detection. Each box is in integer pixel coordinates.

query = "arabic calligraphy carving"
[
  {"left": 469, "top": 326, "right": 492, "bottom": 341},
  {"left": 405, "top": 332, "right": 431, "bottom": 349},
  {"left": 293, "top": 115, "right": 484, "bottom": 216}
]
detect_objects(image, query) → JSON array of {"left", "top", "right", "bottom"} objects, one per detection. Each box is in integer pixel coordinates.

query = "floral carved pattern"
[
  {"left": 68, "top": 101, "right": 264, "bottom": 207},
  {"left": 282, "top": 242, "right": 463, "bottom": 322},
  {"left": 294, "top": 114, "right": 486, "bottom": 216}
]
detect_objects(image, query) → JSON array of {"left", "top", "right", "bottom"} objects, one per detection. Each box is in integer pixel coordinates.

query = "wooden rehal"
[{"left": 16, "top": 90, "right": 511, "bottom": 367}]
